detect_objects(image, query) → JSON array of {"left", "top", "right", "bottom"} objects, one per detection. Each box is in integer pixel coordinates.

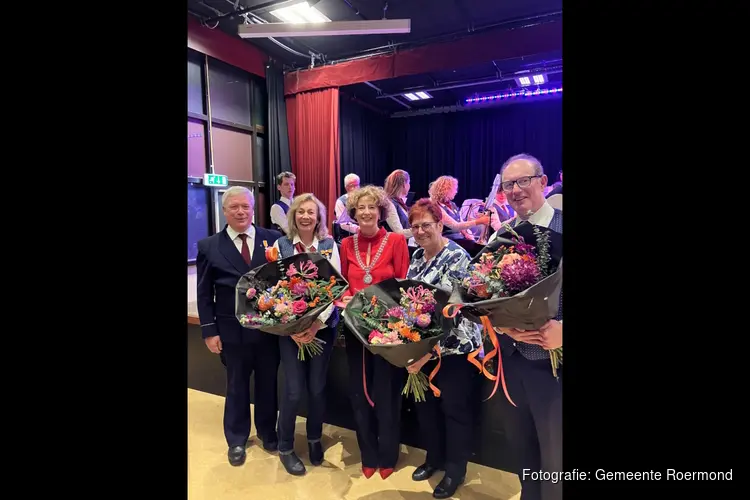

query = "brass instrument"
[{"left": 477, "top": 174, "right": 502, "bottom": 245}]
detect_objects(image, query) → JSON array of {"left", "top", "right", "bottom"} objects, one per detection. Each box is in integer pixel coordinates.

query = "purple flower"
[
  {"left": 500, "top": 256, "right": 542, "bottom": 295},
  {"left": 246, "top": 288, "right": 257, "bottom": 300},
  {"left": 292, "top": 282, "right": 308, "bottom": 296}
]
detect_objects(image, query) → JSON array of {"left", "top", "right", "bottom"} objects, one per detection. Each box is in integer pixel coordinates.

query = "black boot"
[
  {"left": 308, "top": 441, "right": 324, "bottom": 466},
  {"left": 433, "top": 475, "right": 464, "bottom": 499},
  {"left": 279, "top": 452, "right": 306, "bottom": 476}
]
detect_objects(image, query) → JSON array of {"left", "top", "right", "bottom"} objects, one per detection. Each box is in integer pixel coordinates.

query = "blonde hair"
[
  {"left": 346, "top": 185, "right": 389, "bottom": 221},
  {"left": 286, "top": 193, "right": 329, "bottom": 240},
  {"left": 428, "top": 175, "right": 458, "bottom": 203}
]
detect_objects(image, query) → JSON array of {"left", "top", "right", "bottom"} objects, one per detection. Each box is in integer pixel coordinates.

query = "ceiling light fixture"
[
  {"left": 239, "top": 1, "right": 410, "bottom": 38},
  {"left": 269, "top": 1, "right": 331, "bottom": 23},
  {"left": 465, "top": 87, "right": 563, "bottom": 104},
  {"left": 402, "top": 91, "right": 432, "bottom": 101}
]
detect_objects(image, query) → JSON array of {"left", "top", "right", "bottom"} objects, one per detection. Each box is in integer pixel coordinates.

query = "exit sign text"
[{"left": 204, "top": 173, "right": 228, "bottom": 187}]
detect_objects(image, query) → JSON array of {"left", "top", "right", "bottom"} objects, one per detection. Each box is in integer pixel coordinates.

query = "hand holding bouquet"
[{"left": 343, "top": 279, "right": 452, "bottom": 403}]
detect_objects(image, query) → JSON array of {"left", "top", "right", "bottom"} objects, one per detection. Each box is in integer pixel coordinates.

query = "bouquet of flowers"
[
  {"left": 444, "top": 221, "right": 563, "bottom": 395},
  {"left": 235, "top": 251, "right": 348, "bottom": 360},
  {"left": 343, "top": 278, "right": 452, "bottom": 403}
]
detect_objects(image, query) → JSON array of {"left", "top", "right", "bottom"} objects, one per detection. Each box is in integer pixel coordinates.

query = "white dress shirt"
[
  {"left": 270, "top": 197, "right": 293, "bottom": 234},
  {"left": 272, "top": 234, "right": 342, "bottom": 326},
  {"left": 226, "top": 224, "right": 256, "bottom": 260},
  {"left": 488, "top": 201, "right": 555, "bottom": 244}
]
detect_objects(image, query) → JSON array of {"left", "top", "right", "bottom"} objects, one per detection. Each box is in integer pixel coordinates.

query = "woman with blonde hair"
[
  {"left": 428, "top": 175, "right": 488, "bottom": 241},
  {"left": 271, "top": 193, "right": 341, "bottom": 476},
  {"left": 338, "top": 185, "right": 410, "bottom": 480}
]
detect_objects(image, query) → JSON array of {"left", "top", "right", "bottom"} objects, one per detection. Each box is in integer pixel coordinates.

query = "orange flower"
[
  {"left": 258, "top": 296, "right": 274, "bottom": 312},
  {"left": 265, "top": 246, "right": 279, "bottom": 262},
  {"left": 370, "top": 295, "right": 378, "bottom": 307},
  {"left": 289, "top": 276, "right": 302, "bottom": 286},
  {"left": 399, "top": 326, "right": 421, "bottom": 343}
]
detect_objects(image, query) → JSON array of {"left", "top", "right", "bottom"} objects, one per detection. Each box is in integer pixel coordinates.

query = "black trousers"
[
  {"left": 344, "top": 327, "right": 405, "bottom": 468},
  {"left": 222, "top": 337, "right": 280, "bottom": 448},
  {"left": 502, "top": 351, "right": 562, "bottom": 500},
  {"left": 414, "top": 353, "right": 479, "bottom": 479},
  {"left": 277, "top": 326, "right": 336, "bottom": 453}
]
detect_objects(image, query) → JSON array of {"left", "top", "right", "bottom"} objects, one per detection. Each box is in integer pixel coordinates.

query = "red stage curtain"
[{"left": 286, "top": 88, "right": 340, "bottom": 233}]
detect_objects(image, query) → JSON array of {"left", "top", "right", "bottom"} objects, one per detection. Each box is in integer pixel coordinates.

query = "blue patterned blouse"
[{"left": 407, "top": 240, "right": 482, "bottom": 357}]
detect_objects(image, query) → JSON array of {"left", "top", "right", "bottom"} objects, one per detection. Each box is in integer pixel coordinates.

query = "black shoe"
[
  {"left": 227, "top": 445, "right": 246, "bottom": 466},
  {"left": 279, "top": 452, "right": 306, "bottom": 476},
  {"left": 433, "top": 475, "right": 464, "bottom": 499},
  {"left": 308, "top": 442, "right": 324, "bottom": 466},
  {"left": 412, "top": 463, "right": 441, "bottom": 481}
]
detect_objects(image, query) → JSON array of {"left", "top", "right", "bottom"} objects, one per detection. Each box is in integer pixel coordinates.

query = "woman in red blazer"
[{"left": 339, "top": 185, "right": 410, "bottom": 480}]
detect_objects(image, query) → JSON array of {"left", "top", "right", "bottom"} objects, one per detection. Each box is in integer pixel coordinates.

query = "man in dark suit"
[
  {"left": 491, "top": 154, "right": 563, "bottom": 500},
  {"left": 196, "top": 186, "right": 283, "bottom": 466}
]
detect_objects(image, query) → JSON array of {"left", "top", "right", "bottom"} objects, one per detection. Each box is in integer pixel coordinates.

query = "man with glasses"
[
  {"left": 489, "top": 154, "right": 563, "bottom": 500},
  {"left": 196, "top": 186, "right": 283, "bottom": 467}
]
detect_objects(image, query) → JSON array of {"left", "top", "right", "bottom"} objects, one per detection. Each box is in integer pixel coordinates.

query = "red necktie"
[
  {"left": 295, "top": 242, "right": 316, "bottom": 253},
  {"left": 238, "top": 234, "right": 251, "bottom": 265}
]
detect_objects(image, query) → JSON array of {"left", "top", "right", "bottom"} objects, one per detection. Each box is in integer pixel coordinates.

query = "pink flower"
[
  {"left": 292, "top": 282, "right": 308, "bottom": 296},
  {"left": 274, "top": 301, "right": 291, "bottom": 316},
  {"left": 285, "top": 264, "right": 298, "bottom": 278},
  {"left": 386, "top": 307, "right": 403, "bottom": 319},
  {"left": 416, "top": 314, "right": 431, "bottom": 328},
  {"left": 368, "top": 330, "right": 383, "bottom": 342},
  {"left": 246, "top": 288, "right": 257, "bottom": 300},
  {"left": 292, "top": 300, "right": 308, "bottom": 315}
]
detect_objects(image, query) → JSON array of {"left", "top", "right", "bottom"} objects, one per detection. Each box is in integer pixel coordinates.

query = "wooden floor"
[{"left": 188, "top": 389, "right": 521, "bottom": 500}]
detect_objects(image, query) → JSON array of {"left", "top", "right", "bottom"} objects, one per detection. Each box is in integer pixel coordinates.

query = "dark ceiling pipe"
[
  {"left": 363, "top": 81, "right": 411, "bottom": 109},
  {"left": 341, "top": 0, "right": 368, "bottom": 20},
  {"left": 375, "top": 67, "right": 563, "bottom": 99},
  {"left": 326, "top": 10, "right": 562, "bottom": 64},
  {"left": 200, "top": 0, "right": 294, "bottom": 25}
]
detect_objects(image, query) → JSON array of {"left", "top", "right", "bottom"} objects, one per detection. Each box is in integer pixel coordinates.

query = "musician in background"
[
  {"left": 489, "top": 191, "right": 515, "bottom": 232},
  {"left": 428, "top": 175, "right": 488, "bottom": 241},
  {"left": 381, "top": 169, "right": 413, "bottom": 241},
  {"left": 334, "top": 174, "right": 361, "bottom": 236}
]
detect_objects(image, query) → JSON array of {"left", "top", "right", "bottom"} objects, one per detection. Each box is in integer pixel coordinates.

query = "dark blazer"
[{"left": 196, "top": 225, "right": 282, "bottom": 345}]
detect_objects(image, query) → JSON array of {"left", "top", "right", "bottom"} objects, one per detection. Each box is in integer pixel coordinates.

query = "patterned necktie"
[
  {"left": 238, "top": 234, "right": 251, "bottom": 265},
  {"left": 295, "top": 242, "right": 316, "bottom": 254}
]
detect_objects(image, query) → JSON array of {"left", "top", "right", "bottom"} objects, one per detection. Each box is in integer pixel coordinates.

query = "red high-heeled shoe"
[
  {"left": 362, "top": 466, "right": 376, "bottom": 478},
  {"left": 379, "top": 468, "right": 394, "bottom": 479}
]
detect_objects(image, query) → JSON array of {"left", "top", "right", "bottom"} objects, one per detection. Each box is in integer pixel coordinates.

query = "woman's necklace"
[{"left": 353, "top": 232, "right": 390, "bottom": 285}]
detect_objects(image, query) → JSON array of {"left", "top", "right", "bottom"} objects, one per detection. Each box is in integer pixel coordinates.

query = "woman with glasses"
[
  {"left": 404, "top": 198, "right": 482, "bottom": 499},
  {"left": 428, "top": 175, "right": 489, "bottom": 241}
]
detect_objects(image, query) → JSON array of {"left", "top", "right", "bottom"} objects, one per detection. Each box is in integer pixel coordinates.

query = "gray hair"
[
  {"left": 221, "top": 186, "right": 255, "bottom": 208},
  {"left": 344, "top": 173, "right": 360, "bottom": 187},
  {"left": 500, "top": 153, "right": 545, "bottom": 178}
]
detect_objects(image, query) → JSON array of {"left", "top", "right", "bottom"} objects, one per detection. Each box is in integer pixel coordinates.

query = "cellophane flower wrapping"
[
  {"left": 447, "top": 221, "right": 563, "bottom": 376},
  {"left": 235, "top": 252, "right": 349, "bottom": 340},
  {"left": 343, "top": 278, "right": 454, "bottom": 402}
]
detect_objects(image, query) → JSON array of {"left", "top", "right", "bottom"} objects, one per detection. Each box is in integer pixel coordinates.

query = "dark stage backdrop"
[
  {"left": 388, "top": 99, "right": 563, "bottom": 202},
  {"left": 339, "top": 95, "right": 391, "bottom": 191}
]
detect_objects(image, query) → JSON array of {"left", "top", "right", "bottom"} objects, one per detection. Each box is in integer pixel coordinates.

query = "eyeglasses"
[
  {"left": 410, "top": 222, "right": 437, "bottom": 232},
  {"left": 501, "top": 175, "right": 542, "bottom": 192}
]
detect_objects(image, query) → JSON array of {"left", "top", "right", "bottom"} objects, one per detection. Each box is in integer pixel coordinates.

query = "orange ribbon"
[
  {"left": 442, "top": 303, "right": 515, "bottom": 407},
  {"left": 428, "top": 345, "right": 442, "bottom": 398},
  {"left": 362, "top": 345, "right": 375, "bottom": 407}
]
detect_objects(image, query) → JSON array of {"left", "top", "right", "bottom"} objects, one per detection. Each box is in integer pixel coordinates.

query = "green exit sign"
[{"left": 204, "top": 173, "right": 228, "bottom": 187}]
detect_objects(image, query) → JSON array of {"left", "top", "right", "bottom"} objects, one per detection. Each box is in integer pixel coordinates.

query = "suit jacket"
[{"left": 196, "top": 225, "right": 282, "bottom": 345}]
